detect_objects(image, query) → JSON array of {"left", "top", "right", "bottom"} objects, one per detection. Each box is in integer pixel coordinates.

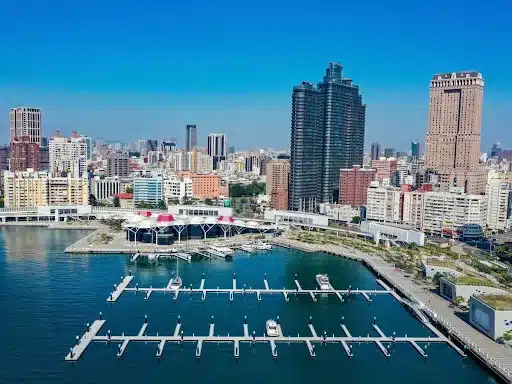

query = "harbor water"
[{"left": 0, "top": 227, "right": 498, "bottom": 383}]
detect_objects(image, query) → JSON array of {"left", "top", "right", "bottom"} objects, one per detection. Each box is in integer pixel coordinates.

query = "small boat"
[
  {"left": 240, "top": 244, "right": 254, "bottom": 252},
  {"left": 147, "top": 253, "right": 157, "bottom": 261},
  {"left": 316, "top": 274, "right": 331, "bottom": 291},
  {"left": 256, "top": 243, "right": 272, "bottom": 251},
  {"left": 170, "top": 256, "right": 182, "bottom": 289},
  {"left": 170, "top": 276, "right": 182, "bottom": 290},
  {"left": 266, "top": 319, "right": 280, "bottom": 337}
]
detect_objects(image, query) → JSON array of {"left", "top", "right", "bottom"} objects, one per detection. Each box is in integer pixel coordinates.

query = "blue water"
[{"left": 0, "top": 227, "right": 497, "bottom": 383}]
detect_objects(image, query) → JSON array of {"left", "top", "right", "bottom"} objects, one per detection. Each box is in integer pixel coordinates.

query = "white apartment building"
[
  {"left": 486, "top": 179, "right": 509, "bottom": 231},
  {"left": 318, "top": 204, "right": 360, "bottom": 223},
  {"left": 194, "top": 152, "right": 214, "bottom": 173},
  {"left": 423, "top": 190, "right": 487, "bottom": 235},
  {"left": 49, "top": 136, "right": 88, "bottom": 178},
  {"left": 3, "top": 169, "right": 88, "bottom": 208},
  {"left": 366, "top": 184, "right": 401, "bottom": 222},
  {"left": 90, "top": 177, "right": 121, "bottom": 201},
  {"left": 163, "top": 178, "right": 193, "bottom": 204},
  {"left": 402, "top": 191, "right": 424, "bottom": 229},
  {"left": 168, "top": 151, "right": 187, "bottom": 172}
]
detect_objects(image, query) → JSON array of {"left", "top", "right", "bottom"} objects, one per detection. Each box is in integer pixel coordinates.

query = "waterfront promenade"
[{"left": 273, "top": 237, "right": 512, "bottom": 383}]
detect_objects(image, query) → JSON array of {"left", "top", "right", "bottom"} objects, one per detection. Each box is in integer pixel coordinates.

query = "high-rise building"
[
  {"left": 371, "top": 158, "right": 398, "bottom": 183},
  {"left": 81, "top": 136, "right": 93, "bottom": 160},
  {"left": 10, "top": 136, "right": 40, "bottom": 172},
  {"left": 339, "top": 165, "right": 376, "bottom": 206},
  {"left": 49, "top": 136, "right": 88, "bottom": 178},
  {"left": 266, "top": 159, "right": 290, "bottom": 210},
  {"left": 244, "top": 153, "right": 260, "bottom": 173},
  {"left": 366, "top": 183, "right": 401, "bottom": 222},
  {"left": 207, "top": 133, "right": 227, "bottom": 170},
  {"left": 411, "top": 141, "right": 420, "bottom": 159},
  {"left": 107, "top": 152, "right": 130, "bottom": 177},
  {"left": 185, "top": 125, "right": 197, "bottom": 152},
  {"left": 9, "top": 107, "right": 42, "bottom": 145},
  {"left": 161, "top": 140, "right": 177, "bottom": 154},
  {"left": 425, "top": 72, "right": 486, "bottom": 194},
  {"left": 146, "top": 140, "right": 158, "bottom": 152},
  {"left": 189, "top": 174, "right": 221, "bottom": 199},
  {"left": 384, "top": 148, "right": 395, "bottom": 158},
  {"left": 486, "top": 179, "right": 509, "bottom": 231},
  {"left": 289, "top": 63, "right": 366, "bottom": 211},
  {"left": 370, "top": 142, "right": 381, "bottom": 161}
]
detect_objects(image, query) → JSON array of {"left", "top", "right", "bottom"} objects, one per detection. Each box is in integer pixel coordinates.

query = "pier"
[
  {"left": 65, "top": 315, "right": 454, "bottom": 362},
  {"left": 129, "top": 252, "right": 192, "bottom": 263},
  {"left": 105, "top": 273, "right": 390, "bottom": 303}
]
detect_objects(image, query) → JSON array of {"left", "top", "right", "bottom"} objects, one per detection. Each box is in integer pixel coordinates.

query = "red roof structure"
[
  {"left": 115, "top": 193, "right": 133, "bottom": 200},
  {"left": 137, "top": 211, "right": 152, "bottom": 217},
  {"left": 218, "top": 216, "right": 234, "bottom": 223},
  {"left": 157, "top": 214, "right": 175, "bottom": 222}
]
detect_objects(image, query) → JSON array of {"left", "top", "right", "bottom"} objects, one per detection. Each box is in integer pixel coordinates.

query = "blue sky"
[{"left": 0, "top": 0, "right": 510, "bottom": 151}]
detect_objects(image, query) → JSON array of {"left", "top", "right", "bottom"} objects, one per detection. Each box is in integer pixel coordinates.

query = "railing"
[
  {"left": 0, "top": 206, "right": 38, "bottom": 213},
  {"left": 365, "top": 257, "right": 512, "bottom": 381}
]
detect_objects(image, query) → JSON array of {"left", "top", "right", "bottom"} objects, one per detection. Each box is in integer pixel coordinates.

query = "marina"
[{"left": 1, "top": 227, "right": 503, "bottom": 384}]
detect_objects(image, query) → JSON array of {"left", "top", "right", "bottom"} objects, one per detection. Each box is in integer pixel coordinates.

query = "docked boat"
[
  {"left": 240, "top": 244, "right": 254, "bottom": 253},
  {"left": 170, "top": 257, "right": 183, "bottom": 290},
  {"left": 170, "top": 276, "right": 182, "bottom": 290},
  {"left": 211, "top": 245, "right": 234, "bottom": 255},
  {"left": 266, "top": 319, "right": 280, "bottom": 337},
  {"left": 316, "top": 274, "right": 331, "bottom": 290},
  {"left": 147, "top": 253, "right": 157, "bottom": 261},
  {"left": 256, "top": 243, "right": 272, "bottom": 251}
]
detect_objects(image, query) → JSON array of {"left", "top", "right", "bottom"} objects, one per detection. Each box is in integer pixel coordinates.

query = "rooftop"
[
  {"left": 444, "top": 274, "right": 495, "bottom": 287},
  {"left": 476, "top": 294, "right": 512, "bottom": 311}
]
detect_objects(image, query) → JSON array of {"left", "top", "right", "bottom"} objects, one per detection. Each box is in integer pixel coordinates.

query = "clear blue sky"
[{"left": 0, "top": 0, "right": 510, "bottom": 152}]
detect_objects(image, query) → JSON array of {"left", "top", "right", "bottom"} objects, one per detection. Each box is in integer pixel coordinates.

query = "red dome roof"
[{"left": 218, "top": 216, "right": 234, "bottom": 223}]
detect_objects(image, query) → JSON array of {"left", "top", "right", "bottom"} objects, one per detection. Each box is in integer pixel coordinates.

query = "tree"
[
  {"left": 204, "top": 198, "right": 213, "bottom": 206},
  {"left": 89, "top": 194, "right": 97, "bottom": 206},
  {"left": 138, "top": 200, "right": 153, "bottom": 209},
  {"left": 158, "top": 200, "right": 167, "bottom": 210},
  {"left": 453, "top": 296, "right": 465, "bottom": 306},
  {"left": 0, "top": 197, "right": 4, "bottom": 208},
  {"left": 113, "top": 196, "right": 120, "bottom": 207},
  {"left": 351, "top": 216, "right": 361, "bottom": 224},
  {"left": 432, "top": 272, "right": 442, "bottom": 286},
  {"left": 125, "top": 186, "right": 133, "bottom": 194}
]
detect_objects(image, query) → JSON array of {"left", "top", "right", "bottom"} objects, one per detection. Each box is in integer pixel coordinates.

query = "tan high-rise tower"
[{"left": 425, "top": 72, "right": 487, "bottom": 194}]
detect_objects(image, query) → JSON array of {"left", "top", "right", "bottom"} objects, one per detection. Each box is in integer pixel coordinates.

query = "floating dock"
[
  {"left": 106, "top": 274, "right": 391, "bottom": 303},
  {"left": 129, "top": 252, "right": 192, "bottom": 263},
  {"left": 66, "top": 316, "right": 454, "bottom": 362}
]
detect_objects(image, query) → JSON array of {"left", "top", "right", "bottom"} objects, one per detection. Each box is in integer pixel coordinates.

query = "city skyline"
[{"left": 0, "top": 0, "right": 510, "bottom": 150}]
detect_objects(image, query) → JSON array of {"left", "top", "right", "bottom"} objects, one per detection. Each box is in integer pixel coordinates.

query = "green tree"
[
  {"left": 432, "top": 272, "right": 442, "bottom": 286},
  {"left": 89, "top": 194, "right": 97, "bottom": 206},
  {"left": 157, "top": 200, "right": 167, "bottom": 210},
  {"left": 113, "top": 196, "right": 120, "bottom": 207},
  {"left": 138, "top": 200, "right": 152, "bottom": 209},
  {"left": 125, "top": 186, "right": 133, "bottom": 194},
  {"left": 0, "top": 197, "right": 4, "bottom": 208},
  {"left": 204, "top": 198, "right": 213, "bottom": 206},
  {"left": 351, "top": 216, "right": 361, "bottom": 224},
  {"left": 453, "top": 296, "right": 465, "bottom": 306}
]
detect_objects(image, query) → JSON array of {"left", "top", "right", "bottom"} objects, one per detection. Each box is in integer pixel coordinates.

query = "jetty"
[
  {"left": 65, "top": 315, "right": 454, "bottom": 362},
  {"left": 105, "top": 273, "right": 387, "bottom": 303}
]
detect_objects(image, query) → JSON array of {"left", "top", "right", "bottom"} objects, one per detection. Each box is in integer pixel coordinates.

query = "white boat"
[
  {"left": 256, "top": 243, "right": 272, "bottom": 251},
  {"left": 170, "top": 256, "right": 182, "bottom": 290},
  {"left": 316, "top": 274, "right": 331, "bottom": 291},
  {"left": 147, "top": 253, "right": 157, "bottom": 261},
  {"left": 210, "top": 245, "right": 234, "bottom": 255},
  {"left": 240, "top": 244, "right": 254, "bottom": 252},
  {"left": 170, "top": 276, "right": 182, "bottom": 290},
  {"left": 266, "top": 319, "right": 280, "bottom": 337}
]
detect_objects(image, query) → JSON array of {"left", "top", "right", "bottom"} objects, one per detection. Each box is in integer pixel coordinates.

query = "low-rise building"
[
  {"left": 190, "top": 174, "right": 221, "bottom": 199},
  {"left": 264, "top": 209, "right": 329, "bottom": 226},
  {"left": 116, "top": 192, "right": 134, "bottom": 209},
  {"left": 439, "top": 276, "right": 506, "bottom": 303},
  {"left": 90, "top": 177, "right": 121, "bottom": 201},
  {"left": 319, "top": 204, "right": 360, "bottom": 223},
  {"left": 168, "top": 204, "right": 233, "bottom": 217},
  {"left": 469, "top": 294, "right": 512, "bottom": 340}
]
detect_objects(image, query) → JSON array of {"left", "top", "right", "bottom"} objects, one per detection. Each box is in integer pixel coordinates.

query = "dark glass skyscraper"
[
  {"left": 185, "top": 125, "right": 197, "bottom": 152},
  {"left": 411, "top": 141, "right": 420, "bottom": 159},
  {"left": 370, "top": 142, "right": 381, "bottom": 160},
  {"left": 289, "top": 63, "right": 366, "bottom": 211}
]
